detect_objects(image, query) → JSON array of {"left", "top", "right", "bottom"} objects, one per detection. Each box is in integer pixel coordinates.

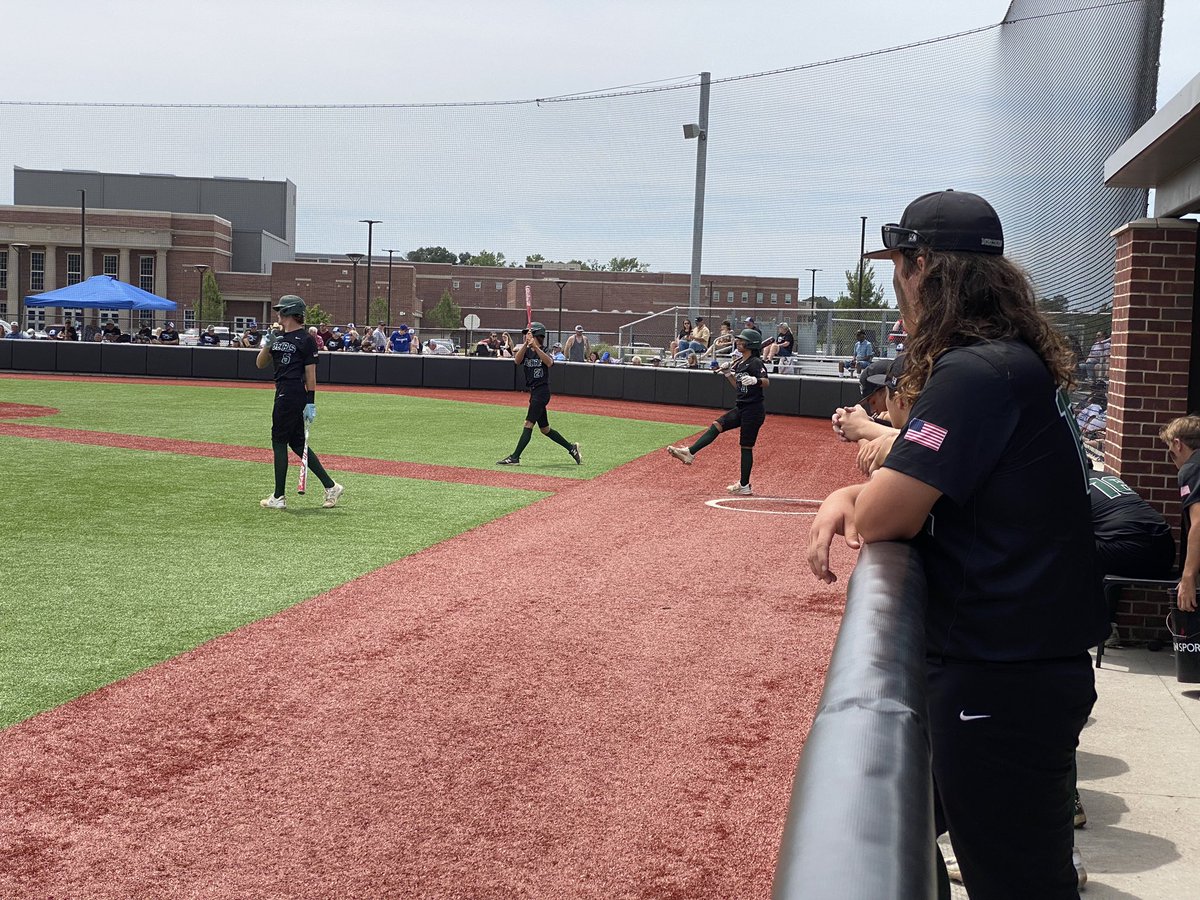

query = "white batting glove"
[{"left": 737, "top": 373, "right": 758, "bottom": 387}]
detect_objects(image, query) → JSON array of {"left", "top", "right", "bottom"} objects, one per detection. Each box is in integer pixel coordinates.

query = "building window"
[
  {"left": 139, "top": 256, "right": 155, "bottom": 293},
  {"left": 0, "top": 302, "right": 6, "bottom": 320},
  {"left": 234, "top": 316, "right": 258, "bottom": 332},
  {"left": 756, "top": 292, "right": 764, "bottom": 304},
  {"left": 67, "top": 252, "right": 82, "bottom": 286},
  {"left": 137, "top": 310, "right": 154, "bottom": 328},
  {"left": 770, "top": 293, "right": 778, "bottom": 305},
  {"left": 495, "top": 281, "right": 503, "bottom": 291},
  {"left": 474, "top": 281, "right": 482, "bottom": 290},
  {"left": 0, "top": 254, "right": 6, "bottom": 290},
  {"left": 183, "top": 310, "right": 196, "bottom": 329},
  {"left": 99, "top": 309, "right": 120, "bottom": 323},
  {"left": 727, "top": 291, "right": 734, "bottom": 303},
  {"left": 741, "top": 292, "right": 748, "bottom": 303},
  {"left": 784, "top": 294, "right": 793, "bottom": 305},
  {"left": 452, "top": 279, "right": 460, "bottom": 289},
  {"left": 26, "top": 308, "right": 46, "bottom": 329},
  {"left": 711, "top": 287, "right": 719, "bottom": 300},
  {"left": 103, "top": 254, "right": 118, "bottom": 276},
  {"left": 30, "top": 251, "right": 45, "bottom": 291},
  {"left": 63, "top": 307, "right": 84, "bottom": 323}
]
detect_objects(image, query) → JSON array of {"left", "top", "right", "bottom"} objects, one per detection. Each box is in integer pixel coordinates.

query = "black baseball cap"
[
  {"left": 864, "top": 190, "right": 1004, "bottom": 258},
  {"left": 859, "top": 358, "right": 892, "bottom": 401},
  {"left": 867, "top": 354, "right": 907, "bottom": 394}
]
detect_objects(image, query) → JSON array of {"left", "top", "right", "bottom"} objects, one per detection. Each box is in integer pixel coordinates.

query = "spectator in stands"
[
  {"left": 499, "top": 332, "right": 515, "bottom": 357},
  {"left": 762, "top": 322, "right": 794, "bottom": 365},
  {"left": 564, "top": 325, "right": 590, "bottom": 362},
  {"left": 159, "top": 321, "right": 180, "bottom": 345},
  {"left": 371, "top": 322, "right": 388, "bottom": 349},
  {"left": 5, "top": 321, "right": 26, "bottom": 339},
  {"left": 305, "top": 326, "right": 325, "bottom": 350},
  {"left": 325, "top": 328, "right": 344, "bottom": 351},
  {"left": 363, "top": 337, "right": 379, "bottom": 353},
  {"left": 101, "top": 320, "right": 121, "bottom": 342},
  {"left": 630, "top": 355, "right": 643, "bottom": 366},
  {"left": 345, "top": 330, "right": 363, "bottom": 352},
  {"left": 390, "top": 324, "right": 412, "bottom": 353},
  {"left": 199, "top": 325, "right": 221, "bottom": 347},
  {"left": 1083, "top": 330, "right": 1111, "bottom": 382},
  {"left": 1076, "top": 385, "right": 1107, "bottom": 438},
  {"left": 1068, "top": 334, "right": 1085, "bottom": 375},
  {"left": 888, "top": 317, "right": 908, "bottom": 352},
  {"left": 711, "top": 321, "right": 734, "bottom": 357},
  {"left": 668, "top": 319, "right": 693, "bottom": 357},
  {"left": 551, "top": 342, "right": 567, "bottom": 361},
  {"left": 585, "top": 350, "right": 599, "bottom": 363},
  {"left": 134, "top": 324, "right": 154, "bottom": 344},
  {"left": 427, "top": 339, "right": 451, "bottom": 355},
  {"left": 474, "top": 337, "right": 495, "bottom": 357},
  {"left": 686, "top": 351, "right": 700, "bottom": 369},
  {"left": 599, "top": 351, "right": 613, "bottom": 364},
  {"left": 1161, "top": 415, "right": 1200, "bottom": 613},
  {"left": 686, "top": 316, "right": 711, "bottom": 353},
  {"left": 837, "top": 329, "right": 874, "bottom": 376},
  {"left": 239, "top": 322, "right": 262, "bottom": 348},
  {"left": 62, "top": 318, "right": 80, "bottom": 341}
]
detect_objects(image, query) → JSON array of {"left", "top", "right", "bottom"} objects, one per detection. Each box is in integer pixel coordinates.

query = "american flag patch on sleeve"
[{"left": 904, "top": 418, "right": 948, "bottom": 452}]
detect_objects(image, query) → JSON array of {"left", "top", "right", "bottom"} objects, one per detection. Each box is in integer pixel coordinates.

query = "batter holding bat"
[
  {"left": 497, "top": 321, "right": 582, "bottom": 466},
  {"left": 667, "top": 327, "right": 768, "bottom": 494},
  {"left": 256, "top": 295, "right": 344, "bottom": 509}
]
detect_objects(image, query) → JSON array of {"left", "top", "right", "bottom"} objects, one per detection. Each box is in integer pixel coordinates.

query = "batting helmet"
[
  {"left": 273, "top": 295, "right": 307, "bottom": 318},
  {"left": 529, "top": 321, "right": 547, "bottom": 340},
  {"left": 738, "top": 328, "right": 763, "bottom": 350}
]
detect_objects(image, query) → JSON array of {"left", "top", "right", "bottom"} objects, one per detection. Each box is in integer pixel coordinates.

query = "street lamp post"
[
  {"left": 857, "top": 216, "right": 868, "bottom": 306},
  {"left": 805, "top": 268, "right": 822, "bottom": 314},
  {"left": 10, "top": 242, "right": 29, "bottom": 329},
  {"left": 193, "top": 264, "right": 210, "bottom": 331},
  {"left": 383, "top": 249, "right": 398, "bottom": 326},
  {"left": 360, "top": 219, "right": 381, "bottom": 325},
  {"left": 682, "top": 71, "right": 711, "bottom": 319},
  {"left": 555, "top": 279, "right": 567, "bottom": 345},
  {"left": 346, "top": 253, "right": 364, "bottom": 325}
]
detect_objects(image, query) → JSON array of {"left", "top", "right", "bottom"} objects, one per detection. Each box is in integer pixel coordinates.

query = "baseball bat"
[
  {"left": 525, "top": 285, "right": 532, "bottom": 328},
  {"left": 297, "top": 422, "right": 309, "bottom": 494}
]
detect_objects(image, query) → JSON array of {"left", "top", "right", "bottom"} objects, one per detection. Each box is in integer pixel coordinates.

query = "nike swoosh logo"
[{"left": 959, "top": 712, "right": 991, "bottom": 721}]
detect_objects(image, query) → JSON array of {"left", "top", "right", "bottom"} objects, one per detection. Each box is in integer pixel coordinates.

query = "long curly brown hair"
[{"left": 894, "top": 249, "right": 1076, "bottom": 406}]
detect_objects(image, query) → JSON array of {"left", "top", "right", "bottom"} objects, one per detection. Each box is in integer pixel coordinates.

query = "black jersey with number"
[
  {"left": 522, "top": 345, "right": 549, "bottom": 391},
  {"left": 734, "top": 356, "right": 767, "bottom": 406},
  {"left": 267, "top": 328, "right": 318, "bottom": 386},
  {"left": 1089, "top": 474, "right": 1171, "bottom": 542},
  {"left": 883, "top": 340, "right": 1105, "bottom": 661}
]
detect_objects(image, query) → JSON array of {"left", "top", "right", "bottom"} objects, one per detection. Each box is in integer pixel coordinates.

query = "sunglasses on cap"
[{"left": 880, "top": 224, "right": 925, "bottom": 252}]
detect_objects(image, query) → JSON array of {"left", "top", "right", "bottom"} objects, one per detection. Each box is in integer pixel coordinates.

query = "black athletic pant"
[
  {"left": 929, "top": 654, "right": 1095, "bottom": 900},
  {"left": 271, "top": 385, "right": 332, "bottom": 495}
]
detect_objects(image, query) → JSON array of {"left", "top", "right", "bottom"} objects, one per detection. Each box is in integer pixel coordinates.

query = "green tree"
[
  {"left": 608, "top": 256, "right": 650, "bottom": 272},
  {"left": 405, "top": 246, "right": 458, "bottom": 264},
  {"left": 457, "top": 251, "right": 473, "bottom": 265},
  {"left": 197, "top": 269, "right": 225, "bottom": 326},
  {"left": 568, "top": 258, "right": 605, "bottom": 271},
  {"left": 426, "top": 290, "right": 463, "bottom": 329},
  {"left": 525, "top": 253, "right": 546, "bottom": 266},
  {"left": 467, "top": 250, "right": 506, "bottom": 267},
  {"left": 368, "top": 295, "right": 389, "bottom": 325},
  {"left": 1038, "top": 294, "right": 1068, "bottom": 313},
  {"left": 835, "top": 262, "right": 885, "bottom": 308},
  {"left": 305, "top": 303, "right": 332, "bottom": 326}
]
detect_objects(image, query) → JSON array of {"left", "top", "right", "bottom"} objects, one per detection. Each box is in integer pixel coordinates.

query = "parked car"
[{"left": 427, "top": 338, "right": 457, "bottom": 355}]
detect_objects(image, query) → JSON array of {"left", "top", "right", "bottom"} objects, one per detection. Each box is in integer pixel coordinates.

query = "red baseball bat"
[
  {"left": 297, "top": 422, "right": 309, "bottom": 494},
  {"left": 525, "top": 285, "right": 532, "bottom": 328}
]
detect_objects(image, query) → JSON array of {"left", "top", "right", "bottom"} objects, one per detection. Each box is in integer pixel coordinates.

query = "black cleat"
[
  {"left": 497, "top": 455, "right": 521, "bottom": 466},
  {"left": 569, "top": 443, "right": 583, "bottom": 465}
]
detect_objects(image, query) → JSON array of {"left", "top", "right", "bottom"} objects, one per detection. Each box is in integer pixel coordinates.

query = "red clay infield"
[{"left": 0, "top": 381, "right": 862, "bottom": 899}]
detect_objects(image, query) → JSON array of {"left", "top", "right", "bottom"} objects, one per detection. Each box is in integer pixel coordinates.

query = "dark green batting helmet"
[
  {"left": 273, "top": 295, "right": 307, "bottom": 318},
  {"left": 738, "top": 328, "right": 763, "bottom": 350},
  {"left": 529, "top": 321, "right": 547, "bottom": 339}
]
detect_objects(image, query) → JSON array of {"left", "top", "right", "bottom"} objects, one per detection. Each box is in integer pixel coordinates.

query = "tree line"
[{"left": 404, "top": 247, "right": 651, "bottom": 272}]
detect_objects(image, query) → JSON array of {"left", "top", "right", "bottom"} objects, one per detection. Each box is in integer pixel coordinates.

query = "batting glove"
[
  {"left": 303, "top": 403, "right": 317, "bottom": 424},
  {"left": 737, "top": 373, "right": 758, "bottom": 387}
]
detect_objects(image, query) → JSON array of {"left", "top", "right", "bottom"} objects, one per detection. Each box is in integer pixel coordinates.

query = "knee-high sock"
[
  {"left": 689, "top": 425, "right": 720, "bottom": 455},
  {"left": 304, "top": 449, "right": 335, "bottom": 489},
  {"left": 544, "top": 428, "right": 573, "bottom": 450},
  {"left": 273, "top": 441, "right": 289, "bottom": 497},
  {"left": 740, "top": 447, "right": 754, "bottom": 485},
  {"left": 513, "top": 426, "right": 533, "bottom": 459}
]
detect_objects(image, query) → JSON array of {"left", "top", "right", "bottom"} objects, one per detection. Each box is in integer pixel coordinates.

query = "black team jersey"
[
  {"left": 734, "top": 356, "right": 767, "bottom": 406},
  {"left": 1089, "top": 474, "right": 1171, "bottom": 542},
  {"left": 1177, "top": 452, "right": 1200, "bottom": 568},
  {"left": 883, "top": 339, "right": 1106, "bottom": 661},
  {"left": 522, "top": 345, "right": 549, "bottom": 391},
  {"left": 267, "top": 328, "right": 318, "bottom": 386}
]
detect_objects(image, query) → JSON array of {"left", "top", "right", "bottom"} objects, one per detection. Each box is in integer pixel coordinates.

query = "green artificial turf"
[
  {"left": 0, "top": 378, "right": 699, "bottom": 477},
  {"left": 0, "top": 435, "right": 546, "bottom": 729}
]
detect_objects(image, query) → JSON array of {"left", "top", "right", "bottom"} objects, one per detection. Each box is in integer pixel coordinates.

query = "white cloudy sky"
[{"left": 4, "top": 0, "right": 1194, "bottom": 108}]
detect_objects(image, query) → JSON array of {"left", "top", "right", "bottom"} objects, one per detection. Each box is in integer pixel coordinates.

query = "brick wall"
[{"left": 1106, "top": 218, "right": 1199, "bottom": 642}]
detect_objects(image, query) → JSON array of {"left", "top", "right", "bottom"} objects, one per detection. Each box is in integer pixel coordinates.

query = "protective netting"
[{"left": 0, "top": 0, "right": 1159, "bottom": 315}]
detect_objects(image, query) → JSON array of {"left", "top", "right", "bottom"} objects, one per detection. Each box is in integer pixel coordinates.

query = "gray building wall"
[{"left": 13, "top": 168, "right": 296, "bottom": 274}]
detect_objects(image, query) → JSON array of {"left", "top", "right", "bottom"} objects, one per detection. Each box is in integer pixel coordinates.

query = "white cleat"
[
  {"left": 668, "top": 445, "right": 694, "bottom": 465},
  {"left": 323, "top": 483, "right": 344, "bottom": 508},
  {"left": 726, "top": 482, "right": 753, "bottom": 495},
  {"left": 260, "top": 495, "right": 286, "bottom": 509}
]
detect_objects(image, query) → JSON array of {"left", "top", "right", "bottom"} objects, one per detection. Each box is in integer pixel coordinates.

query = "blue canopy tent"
[{"left": 24, "top": 274, "right": 178, "bottom": 311}]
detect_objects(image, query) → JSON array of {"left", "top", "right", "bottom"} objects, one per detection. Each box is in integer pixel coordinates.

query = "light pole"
[
  {"left": 383, "top": 249, "right": 398, "bottom": 326},
  {"left": 806, "top": 268, "right": 822, "bottom": 315},
  {"left": 346, "top": 253, "right": 364, "bottom": 325},
  {"left": 360, "top": 219, "right": 381, "bottom": 325},
  {"left": 192, "top": 264, "right": 210, "bottom": 331},
  {"left": 555, "top": 279, "right": 567, "bottom": 345},
  {"left": 683, "top": 71, "right": 711, "bottom": 319},
  {"left": 857, "top": 216, "right": 868, "bottom": 306},
  {"left": 10, "top": 242, "right": 29, "bottom": 328}
]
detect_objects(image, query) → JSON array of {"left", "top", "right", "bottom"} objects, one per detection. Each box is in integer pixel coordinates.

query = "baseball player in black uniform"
[
  {"left": 1163, "top": 415, "right": 1200, "bottom": 612},
  {"left": 807, "top": 190, "right": 1106, "bottom": 899},
  {"left": 666, "top": 328, "right": 768, "bottom": 495},
  {"left": 497, "top": 321, "right": 582, "bottom": 466},
  {"left": 255, "top": 295, "right": 343, "bottom": 509}
]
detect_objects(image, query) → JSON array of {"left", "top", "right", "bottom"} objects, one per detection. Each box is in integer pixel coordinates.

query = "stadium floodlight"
[
  {"left": 682, "top": 123, "right": 705, "bottom": 140},
  {"left": 346, "top": 252, "right": 365, "bottom": 324}
]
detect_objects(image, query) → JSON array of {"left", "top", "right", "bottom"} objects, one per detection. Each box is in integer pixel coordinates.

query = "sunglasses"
[{"left": 880, "top": 224, "right": 926, "bottom": 251}]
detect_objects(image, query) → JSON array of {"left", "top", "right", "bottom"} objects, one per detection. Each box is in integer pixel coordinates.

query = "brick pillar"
[{"left": 1106, "top": 217, "right": 1199, "bottom": 641}]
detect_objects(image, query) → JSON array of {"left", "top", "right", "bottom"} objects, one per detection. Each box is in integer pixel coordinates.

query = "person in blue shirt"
[
  {"left": 5, "top": 321, "right": 26, "bottom": 339},
  {"left": 390, "top": 324, "right": 413, "bottom": 353},
  {"left": 838, "top": 329, "right": 875, "bottom": 376}
]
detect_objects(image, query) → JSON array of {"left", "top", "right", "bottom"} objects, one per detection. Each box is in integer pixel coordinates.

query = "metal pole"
[
  {"left": 858, "top": 216, "right": 867, "bottom": 307},
  {"left": 556, "top": 280, "right": 566, "bottom": 345},
  {"left": 80, "top": 190, "right": 87, "bottom": 280},
  {"left": 361, "top": 219, "right": 381, "bottom": 325},
  {"left": 194, "top": 264, "right": 210, "bottom": 331},
  {"left": 346, "top": 253, "right": 364, "bottom": 325},
  {"left": 11, "top": 243, "right": 28, "bottom": 329},
  {"left": 384, "top": 249, "right": 396, "bottom": 326},
  {"left": 688, "top": 71, "right": 711, "bottom": 319}
]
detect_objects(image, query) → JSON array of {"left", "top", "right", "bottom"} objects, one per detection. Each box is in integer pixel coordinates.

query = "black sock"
[
  {"left": 740, "top": 447, "right": 753, "bottom": 486},
  {"left": 305, "top": 449, "right": 335, "bottom": 490},
  {"left": 689, "top": 425, "right": 720, "bottom": 454},
  {"left": 513, "top": 426, "right": 533, "bottom": 459},
  {"left": 545, "top": 428, "right": 573, "bottom": 450},
  {"left": 272, "top": 441, "right": 289, "bottom": 497}
]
